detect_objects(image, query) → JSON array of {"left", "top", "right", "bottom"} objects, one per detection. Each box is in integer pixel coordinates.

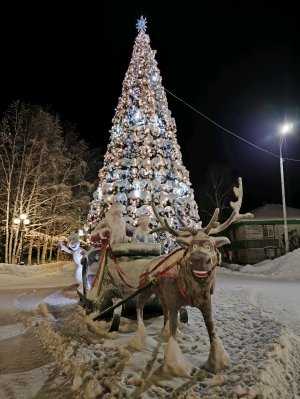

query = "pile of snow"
[
  {"left": 0, "top": 261, "right": 76, "bottom": 289},
  {"left": 225, "top": 248, "right": 300, "bottom": 280}
]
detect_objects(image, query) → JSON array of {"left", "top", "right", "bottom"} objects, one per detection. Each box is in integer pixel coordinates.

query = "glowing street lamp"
[
  {"left": 13, "top": 213, "right": 30, "bottom": 264},
  {"left": 279, "top": 122, "right": 293, "bottom": 253}
]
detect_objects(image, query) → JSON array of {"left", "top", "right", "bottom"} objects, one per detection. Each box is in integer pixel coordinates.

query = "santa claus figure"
[{"left": 91, "top": 203, "right": 130, "bottom": 244}]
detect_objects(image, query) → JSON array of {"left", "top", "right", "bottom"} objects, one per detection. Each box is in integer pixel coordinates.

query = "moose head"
[{"left": 151, "top": 176, "right": 253, "bottom": 287}]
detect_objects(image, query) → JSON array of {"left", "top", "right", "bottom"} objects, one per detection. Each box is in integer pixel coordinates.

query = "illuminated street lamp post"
[
  {"left": 279, "top": 122, "right": 293, "bottom": 254},
  {"left": 13, "top": 213, "right": 30, "bottom": 264}
]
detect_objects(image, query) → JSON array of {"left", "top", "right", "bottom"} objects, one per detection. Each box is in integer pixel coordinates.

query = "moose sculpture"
[{"left": 133, "top": 177, "right": 253, "bottom": 374}]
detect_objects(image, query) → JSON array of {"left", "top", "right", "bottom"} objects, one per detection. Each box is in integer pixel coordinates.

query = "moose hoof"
[{"left": 203, "top": 344, "right": 231, "bottom": 374}]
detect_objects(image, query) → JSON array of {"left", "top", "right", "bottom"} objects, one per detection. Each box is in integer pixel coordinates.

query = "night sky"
[{"left": 1, "top": 2, "right": 300, "bottom": 212}]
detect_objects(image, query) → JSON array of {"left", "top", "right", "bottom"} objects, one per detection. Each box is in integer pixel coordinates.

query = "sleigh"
[{"left": 77, "top": 239, "right": 168, "bottom": 331}]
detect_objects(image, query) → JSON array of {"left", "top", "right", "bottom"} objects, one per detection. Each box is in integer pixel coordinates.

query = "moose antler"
[
  {"left": 150, "top": 199, "right": 192, "bottom": 237},
  {"left": 176, "top": 214, "right": 198, "bottom": 235},
  {"left": 203, "top": 177, "right": 253, "bottom": 235}
]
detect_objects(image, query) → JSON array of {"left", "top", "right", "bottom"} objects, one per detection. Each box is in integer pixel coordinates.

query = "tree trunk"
[
  {"left": 41, "top": 237, "right": 48, "bottom": 264},
  {"left": 12, "top": 228, "right": 21, "bottom": 264},
  {"left": 37, "top": 241, "right": 41, "bottom": 265},
  {"left": 7, "top": 228, "right": 13, "bottom": 263},
  {"left": 48, "top": 237, "right": 54, "bottom": 262},
  {"left": 8, "top": 228, "right": 16, "bottom": 264},
  {"left": 56, "top": 248, "right": 60, "bottom": 261},
  {"left": 28, "top": 236, "right": 34, "bottom": 265},
  {"left": 5, "top": 226, "right": 10, "bottom": 264}
]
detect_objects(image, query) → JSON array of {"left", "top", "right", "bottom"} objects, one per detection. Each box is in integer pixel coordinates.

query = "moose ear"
[{"left": 213, "top": 236, "right": 231, "bottom": 247}]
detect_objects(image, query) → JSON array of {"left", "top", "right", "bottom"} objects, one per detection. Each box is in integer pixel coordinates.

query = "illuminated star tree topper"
[{"left": 136, "top": 15, "right": 147, "bottom": 33}]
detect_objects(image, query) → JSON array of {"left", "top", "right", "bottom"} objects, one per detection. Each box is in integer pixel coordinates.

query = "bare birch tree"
[{"left": 0, "top": 101, "right": 102, "bottom": 264}]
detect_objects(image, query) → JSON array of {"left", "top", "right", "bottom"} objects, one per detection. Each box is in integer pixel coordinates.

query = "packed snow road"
[
  {"left": 0, "top": 286, "right": 74, "bottom": 398},
  {"left": 217, "top": 270, "right": 300, "bottom": 337}
]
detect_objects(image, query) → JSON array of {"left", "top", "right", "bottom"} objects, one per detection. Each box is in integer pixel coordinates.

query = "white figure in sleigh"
[{"left": 132, "top": 214, "right": 155, "bottom": 243}]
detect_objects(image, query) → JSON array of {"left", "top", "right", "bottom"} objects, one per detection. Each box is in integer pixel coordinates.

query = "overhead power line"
[{"left": 165, "top": 88, "right": 300, "bottom": 162}]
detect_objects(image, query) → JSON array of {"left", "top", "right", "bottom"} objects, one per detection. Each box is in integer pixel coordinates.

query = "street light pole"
[
  {"left": 279, "top": 137, "right": 289, "bottom": 253},
  {"left": 13, "top": 213, "right": 30, "bottom": 265},
  {"left": 279, "top": 122, "right": 293, "bottom": 254}
]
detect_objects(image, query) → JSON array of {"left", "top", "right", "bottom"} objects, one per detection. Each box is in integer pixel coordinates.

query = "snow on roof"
[{"left": 248, "top": 203, "right": 300, "bottom": 221}]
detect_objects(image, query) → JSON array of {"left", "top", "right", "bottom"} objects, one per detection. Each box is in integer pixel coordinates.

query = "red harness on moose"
[{"left": 108, "top": 244, "right": 187, "bottom": 290}]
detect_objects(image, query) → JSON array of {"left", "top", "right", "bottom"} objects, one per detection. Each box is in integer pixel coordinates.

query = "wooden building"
[{"left": 225, "top": 204, "right": 300, "bottom": 264}]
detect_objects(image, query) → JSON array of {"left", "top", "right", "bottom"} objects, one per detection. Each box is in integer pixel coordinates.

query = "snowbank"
[{"left": 221, "top": 248, "right": 300, "bottom": 280}]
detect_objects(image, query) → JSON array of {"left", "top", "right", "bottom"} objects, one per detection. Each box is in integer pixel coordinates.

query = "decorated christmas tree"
[{"left": 85, "top": 16, "right": 200, "bottom": 252}]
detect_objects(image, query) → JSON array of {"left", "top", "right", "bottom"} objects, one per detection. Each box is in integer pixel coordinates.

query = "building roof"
[{"left": 248, "top": 204, "right": 300, "bottom": 221}]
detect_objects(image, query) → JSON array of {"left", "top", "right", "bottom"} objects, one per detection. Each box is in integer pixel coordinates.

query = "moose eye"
[
  {"left": 206, "top": 245, "right": 211, "bottom": 251},
  {"left": 192, "top": 244, "right": 198, "bottom": 250}
]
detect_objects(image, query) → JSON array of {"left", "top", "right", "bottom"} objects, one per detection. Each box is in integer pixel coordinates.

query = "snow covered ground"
[{"left": 0, "top": 252, "right": 300, "bottom": 398}]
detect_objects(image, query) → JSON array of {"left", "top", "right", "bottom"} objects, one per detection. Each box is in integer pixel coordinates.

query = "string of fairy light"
[{"left": 165, "top": 88, "right": 300, "bottom": 162}]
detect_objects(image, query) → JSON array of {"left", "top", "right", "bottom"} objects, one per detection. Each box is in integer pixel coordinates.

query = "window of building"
[{"left": 263, "top": 225, "right": 275, "bottom": 238}]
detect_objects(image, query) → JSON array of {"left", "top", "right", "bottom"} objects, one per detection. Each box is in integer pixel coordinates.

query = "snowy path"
[
  {"left": 0, "top": 288, "right": 74, "bottom": 399},
  {"left": 217, "top": 270, "right": 300, "bottom": 336}
]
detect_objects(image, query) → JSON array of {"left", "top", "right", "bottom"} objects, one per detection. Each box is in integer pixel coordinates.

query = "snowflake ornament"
[{"left": 136, "top": 16, "right": 147, "bottom": 33}]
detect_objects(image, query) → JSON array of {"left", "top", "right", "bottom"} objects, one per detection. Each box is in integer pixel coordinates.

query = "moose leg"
[
  {"left": 168, "top": 302, "right": 180, "bottom": 338},
  {"left": 162, "top": 293, "right": 194, "bottom": 377},
  {"left": 129, "top": 287, "right": 155, "bottom": 350},
  {"left": 136, "top": 285, "right": 155, "bottom": 323},
  {"left": 163, "top": 278, "right": 186, "bottom": 338},
  {"left": 157, "top": 279, "right": 179, "bottom": 337},
  {"left": 199, "top": 297, "right": 230, "bottom": 373},
  {"left": 158, "top": 295, "right": 170, "bottom": 334}
]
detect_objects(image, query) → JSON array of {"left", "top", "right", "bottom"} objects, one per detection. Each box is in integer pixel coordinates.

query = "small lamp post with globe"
[{"left": 13, "top": 213, "right": 30, "bottom": 265}]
